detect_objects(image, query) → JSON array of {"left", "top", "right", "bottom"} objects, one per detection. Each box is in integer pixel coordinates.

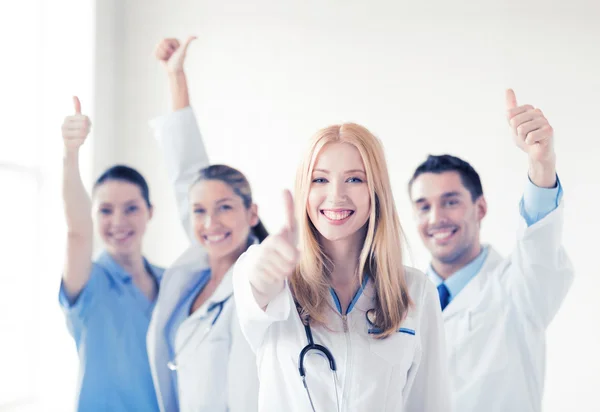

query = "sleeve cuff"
[
  {"left": 58, "top": 263, "right": 105, "bottom": 320},
  {"left": 520, "top": 174, "right": 563, "bottom": 226},
  {"left": 58, "top": 279, "right": 79, "bottom": 309},
  {"left": 148, "top": 106, "right": 196, "bottom": 144}
]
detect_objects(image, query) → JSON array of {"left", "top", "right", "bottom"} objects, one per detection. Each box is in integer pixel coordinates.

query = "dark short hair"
[
  {"left": 408, "top": 154, "right": 483, "bottom": 201},
  {"left": 94, "top": 165, "right": 152, "bottom": 208},
  {"left": 194, "top": 164, "right": 268, "bottom": 242}
]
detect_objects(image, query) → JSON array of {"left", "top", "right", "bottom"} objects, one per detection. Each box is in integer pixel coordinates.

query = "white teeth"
[
  {"left": 323, "top": 210, "right": 352, "bottom": 221},
  {"left": 112, "top": 232, "right": 130, "bottom": 240},
  {"left": 431, "top": 230, "right": 454, "bottom": 239},
  {"left": 205, "top": 234, "right": 228, "bottom": 243}
]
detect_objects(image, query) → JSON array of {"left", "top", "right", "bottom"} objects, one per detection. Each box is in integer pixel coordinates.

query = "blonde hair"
[{"left": 290, "top": 123, "right": 413, "bottom": 339}]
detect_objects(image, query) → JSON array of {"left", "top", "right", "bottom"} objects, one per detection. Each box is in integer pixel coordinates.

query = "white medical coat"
[
  {"left": 442, "top": 202, "right": 573, "bottom": 412},
  {"left": 233, "top": 247, "right": 452, "bottom": 412},
  {"left": 146, "top": 107, "right": 259, "bottom": 412}
]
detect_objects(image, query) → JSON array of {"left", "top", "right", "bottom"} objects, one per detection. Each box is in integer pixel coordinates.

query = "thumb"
[
  {"left": 73, "top": 96, "right": 81, "bottom": 114},
  {"left": 282, "top": 189, "right": 297, "bottom": 243},
  {"left": 505, "top": 88, "right": 517, "bottom": 110},
  {"left": 180, "top": 35, "right": 197, "bottom": 55}
]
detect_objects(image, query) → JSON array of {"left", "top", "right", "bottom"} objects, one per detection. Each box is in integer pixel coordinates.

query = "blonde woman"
[{"left": 232, "top": 124, "right": 451, "bottom": 411}]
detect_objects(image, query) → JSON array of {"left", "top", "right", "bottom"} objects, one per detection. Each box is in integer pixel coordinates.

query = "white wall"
[
  {"left": 92, "top": 1, "right": 599, "bottom": 410},
  {"left": 0, "top": 1, "right": 95, "bottom": 411}
]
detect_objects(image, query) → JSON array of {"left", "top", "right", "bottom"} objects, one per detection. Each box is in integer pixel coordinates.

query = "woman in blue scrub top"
[
  {"left": 146, "top": 36, "right": 265, "bottom": 412},
  {"left": 59, "top": 97, "right": 163, "bottom": 411}
]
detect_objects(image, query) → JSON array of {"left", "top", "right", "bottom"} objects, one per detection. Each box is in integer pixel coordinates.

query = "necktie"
[{"left": 437, "top": 283, "right": 450, "bottom": 311}]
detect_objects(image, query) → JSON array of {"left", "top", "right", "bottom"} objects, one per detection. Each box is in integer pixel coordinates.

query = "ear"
[
  {"left": 475, "top": 196, "right": 487, "bottom": 221},
  {"left": 248, "top": 203, "right": 259, "bottom": 227}
]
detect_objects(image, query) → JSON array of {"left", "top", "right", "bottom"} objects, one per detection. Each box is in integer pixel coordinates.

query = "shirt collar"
[
  {"left": 97, "top": 250, "right": 163, "bottom": 284},
  {"left": 329, "top": 274, "right": 370, "bottom": 315},
  {"left": 427, "top": 245, "right": 490, "bottom": 299}
]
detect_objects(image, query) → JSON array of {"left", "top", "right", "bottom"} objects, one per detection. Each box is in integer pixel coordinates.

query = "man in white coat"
[{"left": 408, "top": 89, "right": 574, "bottom": 412}]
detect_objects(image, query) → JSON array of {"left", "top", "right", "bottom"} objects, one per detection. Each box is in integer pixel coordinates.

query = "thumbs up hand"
[
  {"left": 248, "top": 190, "right": 300, "bottom": 309},
  {"left": 61, "top": 96, "right": 92, "bottom": 152},
  {"left": 154, "top": 36, "right": 197, "bottom": 74},
  {"left": 506, "top": 89, "right": 557, "bottom": 187},
  {"left": 505, "top": 89, "right": 555, "bottom": 165}
]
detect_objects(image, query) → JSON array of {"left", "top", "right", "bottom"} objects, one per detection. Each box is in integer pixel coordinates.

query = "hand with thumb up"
[
  {"left": 155, "top": 36, "right": 197, "bottom": 74},
  {"left": 248, "top": 190, "right": 300, "bottom": 309},
  {"left": 61, "top": 96, "right": 92, "bottom": 152}
]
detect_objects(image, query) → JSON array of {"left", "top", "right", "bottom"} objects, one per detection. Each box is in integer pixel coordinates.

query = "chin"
[
  {"left": 205, "top": 243, "right": 244, "bottom": 261},
  {"left": 317, "top": 227, "right": 356, "bottom": 243},
  {"left": 107, "top": 245, "right": 135, "bottom": 257},
  {"left": 433, "top": 248, "right": 464, "bottom": 265}
]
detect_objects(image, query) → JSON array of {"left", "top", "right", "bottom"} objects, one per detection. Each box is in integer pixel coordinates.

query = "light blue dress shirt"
[
  {"left": 59, "top": 251, "right": 164, "bottom": 412},
  {"left": 428, "top": 176, "right": 563, "bottom": 304}
]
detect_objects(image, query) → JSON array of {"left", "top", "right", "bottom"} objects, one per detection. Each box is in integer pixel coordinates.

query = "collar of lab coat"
[
  {"left": 158, "top": 236, "right": 259, "bottom": 317},
  {"left": 148, "top": 237, "right": 258, "bottom": 411},
  {"left": 441, "top": 247, "right": 504, "bottom": 320},
  {"left": 351, "top": 272, "right": 418, "bottom": 331},
  {"left": 353, "top": 277, "right": 376, "bottom": 312}
]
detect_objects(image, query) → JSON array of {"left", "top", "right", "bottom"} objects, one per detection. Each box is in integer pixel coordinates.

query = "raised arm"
[
  {"left": 61, "top": 97, "right": 94, "bottom": 299},
  {"left": 151, "top": 36, "right": 209, "bottom": 240},
  {"left": 503, "top": 89, "right": 574, "bottom": 328},
  {"left": 156, "top": 36, "right": 196, "bottom": 111}
]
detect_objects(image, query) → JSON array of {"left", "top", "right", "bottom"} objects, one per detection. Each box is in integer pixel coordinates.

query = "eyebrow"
[
  {"left": 441, "top": 191, "right": 462, "bottom": 198},
  {"left": 313, "top": 168, "right": 366, "bottom": 174},
  {"left": 98, "top": 199, "right": 140, "bottom": 208},
  {"left": 193, "top": 197, "right": 237, "bottom": 206},
  {"left": 414, "top": 191, "right": 462, "bottom": 204}
]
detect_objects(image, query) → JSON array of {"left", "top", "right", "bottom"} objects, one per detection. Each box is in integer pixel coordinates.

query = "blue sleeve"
[
  {"left": 519, "top": 175, "right": 563, "bottom": 227},
  {"left": 59, "top": 263, "right": 109, "bottom": 331}
]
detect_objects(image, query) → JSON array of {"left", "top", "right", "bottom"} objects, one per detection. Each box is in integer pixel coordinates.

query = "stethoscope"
[
  {"left": 297, "top": 307, "right": 379, "bottom": 412},
  {"left": 167, "top": 293, "right": 233, "bottom": 371}
]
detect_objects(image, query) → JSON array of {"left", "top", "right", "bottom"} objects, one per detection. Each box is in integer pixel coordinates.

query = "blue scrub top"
[{"left": 59, "top": 251, "right": 164, "bottom": 412}]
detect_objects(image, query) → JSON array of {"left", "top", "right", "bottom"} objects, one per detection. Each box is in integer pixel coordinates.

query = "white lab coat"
[
  {"left": 146, "top": 107, "right": 259, "bottom": 412},
  {"left": 232, "top": 247, "right": 452, "bottom": 412},
  {"left": 442, "top": 202, "right": 573, "bottom": 412}
]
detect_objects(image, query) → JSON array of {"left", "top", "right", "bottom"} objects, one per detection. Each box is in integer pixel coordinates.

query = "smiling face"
[
  {"left": 307, "top": 142, "right": 371, "bottom": 245},
  {"left": 410, "top": 171, "right": 487, "bottom": 271},
  {"left": 94, "top": 180, "right": 152, "bottom": 257},
  {"left": 189, "top": 179, "right": 258, "bottom": 261}
]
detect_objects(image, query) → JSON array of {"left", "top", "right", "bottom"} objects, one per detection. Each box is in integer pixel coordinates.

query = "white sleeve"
[
  {"left": 228, "top": 306, "right": 259, "bottom": 412},
  {"left": 149, "top": 106, "right": 210, "bottom": 241},
  {"left": 504, "top": 201, "right": 574, "bottom": 329},
  {"left": 232, "top": 245, "right": 293, "bottom": 353},
  {"left": 403, "top": 280, "right": 452, "bottom": 412}
]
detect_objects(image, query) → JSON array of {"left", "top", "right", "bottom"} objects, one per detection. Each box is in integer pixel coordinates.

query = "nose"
[
  {"left": 328, "top": 179, "right": 347, "bottom": 203},
  {"left": 112, "top": 210, "right": 126, "bottom": 227},
  {"left": 203, "top": 212, "right": 216, "bottom": 229},
  {"left": 428, "top": 204, "right": 447, "bottom": 226}
]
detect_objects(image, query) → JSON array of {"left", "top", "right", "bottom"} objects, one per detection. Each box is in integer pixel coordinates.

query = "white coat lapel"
[
  {"left": 442, "top": 248, "right": 504, "bottom": 321},
  {"left": 156, "top": 244, "right": 211, "bottom": 327},
  {"left": 148, "top": 243, "right": 211, "bottom": 411}
]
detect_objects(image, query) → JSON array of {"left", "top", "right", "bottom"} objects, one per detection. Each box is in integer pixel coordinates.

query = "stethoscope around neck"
[
  {"left": 298, "top": 319, "right": 341, "bottom": 412},
  {"left": 167, "top": 293, "right": 233, "bottom": 371},
  {"left": 297, "top": 307, "right": 381, "bottom": 412}
]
